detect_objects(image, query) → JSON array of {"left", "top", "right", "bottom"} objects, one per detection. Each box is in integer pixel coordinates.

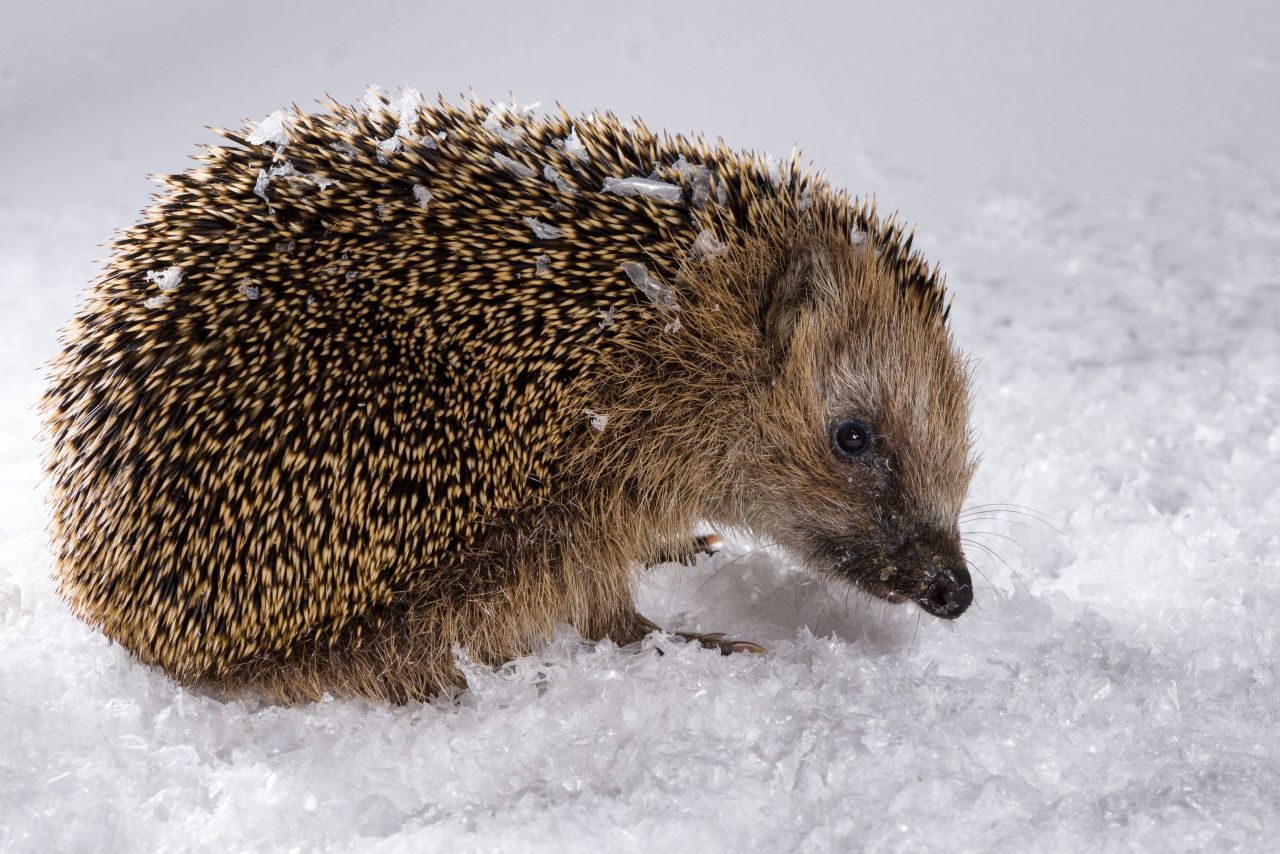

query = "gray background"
[{"left": 4, "top": 0, "right": 1275, "bottom": 228}]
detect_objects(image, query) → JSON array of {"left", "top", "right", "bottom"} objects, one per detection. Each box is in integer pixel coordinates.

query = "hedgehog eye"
[{"left": 831, "top": 419, "right": 873, "bottom": 460}]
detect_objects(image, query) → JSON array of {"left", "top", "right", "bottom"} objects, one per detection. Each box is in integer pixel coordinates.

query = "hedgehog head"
[{"left": 717, "top": 231, "right": 977, "bottom": 619}]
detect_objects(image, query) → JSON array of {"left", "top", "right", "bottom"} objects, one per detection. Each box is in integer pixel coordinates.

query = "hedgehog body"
[{"left": 44, "top": 91, "right": 975, "bottom": 702}]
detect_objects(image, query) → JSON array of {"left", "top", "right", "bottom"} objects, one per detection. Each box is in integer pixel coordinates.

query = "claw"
[
  {"left": 676, "top": 631, "right": 766, "bottom": 656},
  {"left": 692, "top": 534, "right": 721, "bottom": 555},
  {"left": 728, "top": 641, "right": 766, "bottom": 654},
  {"left": 647, "top": 534, "right": 723, "bottom": 568}
]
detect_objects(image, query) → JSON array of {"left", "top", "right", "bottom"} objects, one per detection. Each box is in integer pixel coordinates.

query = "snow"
[
  {"left": 412, "top": 184, "right": 432, "bottom": 209},
  {"left": 391, "top": 88, "right": 423, "bottom": 136},
  {"left": 267, "top": 160, "right": 333, "bottom": 191},
  {"left": 253, "top": 168, "right": 270, "bottom": 203},
  {"left": 2, "top": 3, "right": 1280, "bottom": 852},
  {"left": 482, "top": 99, "right": 540, "bottom": 146},
  {"left": 542, "top": 164, "right": 576, "bottom": 195},
  {"left": 246, "top": 110, "right": 289, "bottom": 148},
  {"left": 601, "top": 175, "right": 683, "bottom": 204},
  {"left": 491, "top": 152, "right": 535, "bottom": 180},
  {"left": 330, "top": 139, "right": 359, "bottom": 159},
  {"left": 373, "top": 87, "right": 431, "bottom": 159},
  {"left": 691, "top": 228, "right": 726, "bottom": 258},
  {"left": 620, "top": 260, "right": 677, "bottom": 308},
  {"left": 144, "top": 266, "right": 183, "bottom": 291},
  {"left": 361, "top": 83, "right": 386, "bottom": 112},
  {"left": 375, "top": 135, "right": 403, "bottom": 159},
  {"left": 521, "top": 215, "right": 561, "bottom": 240},
  {"left": 559, "top": 128, "right": 588, "bottom": 162},
  {"left": 673, "top": 154, "right": 715, "bottom": 206}
]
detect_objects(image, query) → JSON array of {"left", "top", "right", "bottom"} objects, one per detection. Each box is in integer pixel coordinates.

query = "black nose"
[{"left": 917, "top": 565, "right": 973, "bottom": 619}]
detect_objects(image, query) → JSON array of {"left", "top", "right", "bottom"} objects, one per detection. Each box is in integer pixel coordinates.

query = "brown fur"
[{"left": 43, "top": 92, "right": 974, "bottom": 703}]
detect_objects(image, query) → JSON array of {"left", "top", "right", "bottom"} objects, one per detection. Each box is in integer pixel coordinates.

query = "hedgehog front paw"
[
  {"left": 676, "top": 631, "right": 766, "bottom": 656},
  {"left": 646, "top": 534, "right": 722, "bottom": 568}
]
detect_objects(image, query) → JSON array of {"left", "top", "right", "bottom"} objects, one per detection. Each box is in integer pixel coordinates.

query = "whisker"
[
  {"left": 965, "top": 557, "right": 997, "bottom": 597},
  {"left": 960, "top": 504, "right": 1064, "bottom": 535},
  {"left": 962, "top": 538, "right": 1027, "bottom": 588},
  {"left": 961, "top": 502, "right": 1054, "bottom": 519},
  {"left": 960, "top": 515, "right": 1045, "bottom": 534},
  {"left": 960, "top": 529, "right": 1030, "bottom": 555},
  {"left": 689, "top": 538, "right": 803, "bottom": 601}
]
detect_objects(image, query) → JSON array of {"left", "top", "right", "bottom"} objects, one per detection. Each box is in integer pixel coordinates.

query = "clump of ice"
[
  {"left": 850, "top": 228, "right": 868, "bottom": 246},
  {"left": 373, "top": 87, "right": 436, "bottom": 160},
  {"left": 557, "top": 128, "right": 588, "bottom": 163},
  {"left": 247, "top": 110, "right": 290, "bottom": 148},
  {"left": 602, "top": 176, "right": 683, "bottom": 204},
  {"left": 361, "top": 84, "right": 386, "bottom": 111},
  {"left": 266, "top": 160, "right": 333, "bottom": 191},
  {"left": 482, "top": 99, "right": 540, "bottom": 146},
  {"left": 330, "top": 139, "right": 359, "bottom": 159},
  {"left": 492, "top": 152, "right": 535, "bottom": 180},
  {"left": 535, "top": 254, "right": 551, "bottom": 275},
  {"left": 253, "top": 169, "right": 270, "bottom": 204},
  {"left": 597, "top": 306, "right": 616, "bottom": 329},
  {"left": 376, "top": 136, "right": 403, "bottom": 159},
  {"left": 484, "top": 122, "right": 521, "bottom": 147},
  {"left": 412, "top": 185, "right": 433, "bottom": 209},
  {"left": 392, "top": 88, "right": 423, "bottom": 136},
  {"left": 522, "top": 216, "right": 561, "bottom": 240},
  {"left": 583, "top": 409, "right": 608, "bottom": 431},
  {"left": 672, "top": 155, "right": 718, "bottom": 206},
  {"left": 542, "top": 165, "right": 576, "bottom": 195},
  {"left": 238, "top": 281, "right": 260, "bottom": 300},
  {"left": 621, "top": 261, "right": 677, "bottom": 307},
  {"left": 691, "top": 229, "right": 726, "bottom": 259},
  {"left": 145, "top": 266, "right": 183, "bottom": 291},
  {"left": 143, "top": 294, "right": 168, "bottom": 309},
  {"left": 764, "top": 152, "right": 794, "bottom": 187}
]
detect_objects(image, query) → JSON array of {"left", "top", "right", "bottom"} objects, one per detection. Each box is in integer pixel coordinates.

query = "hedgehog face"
[{"left": 747, "top": 238, "right": 976, "bottom": 619}]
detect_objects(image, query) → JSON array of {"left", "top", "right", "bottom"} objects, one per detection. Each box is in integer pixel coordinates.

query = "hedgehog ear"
[{"left": 762, "top": 241, "right": 833, "bottom": 364}]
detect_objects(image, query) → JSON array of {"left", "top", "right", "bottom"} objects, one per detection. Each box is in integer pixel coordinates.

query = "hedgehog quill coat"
[{"left": 44, "top": 91, "right": 975, "bottom": 702}]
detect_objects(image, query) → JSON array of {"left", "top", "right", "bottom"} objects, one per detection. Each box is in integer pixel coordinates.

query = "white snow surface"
[{"left": 3, "top": 3, "right": 1280, "bottom": 852}]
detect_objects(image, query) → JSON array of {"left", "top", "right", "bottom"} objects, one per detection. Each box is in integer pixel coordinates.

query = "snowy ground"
[{"left": 3, "top": 3, "right": 1279, "bottom": 852}]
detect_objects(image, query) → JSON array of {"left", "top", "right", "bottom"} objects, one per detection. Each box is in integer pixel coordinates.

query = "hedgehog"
[{"left": 42, "top": 89, "right": 977, "bottom": 703}]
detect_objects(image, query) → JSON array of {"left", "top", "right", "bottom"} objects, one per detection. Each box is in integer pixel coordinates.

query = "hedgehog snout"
[
  {"left": 852, "top": 526, "right": 973, "bottom": 619},
  {"left": 915, "top": 564, "right": 973, "bottom": 619}
]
